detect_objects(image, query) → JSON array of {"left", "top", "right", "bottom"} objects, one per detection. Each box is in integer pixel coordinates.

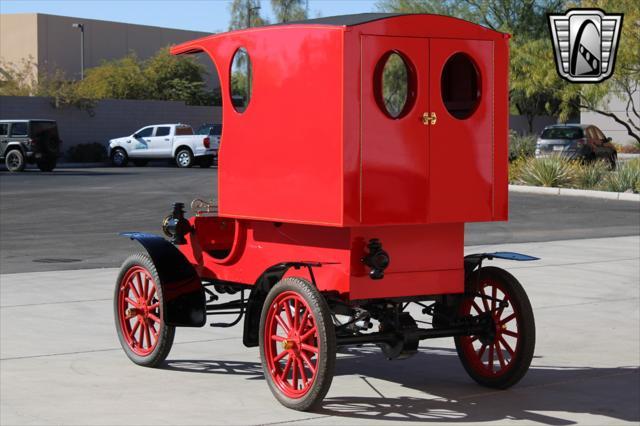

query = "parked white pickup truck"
[{"left": 108, "top": 124, "right": 217, "bottom": 168}]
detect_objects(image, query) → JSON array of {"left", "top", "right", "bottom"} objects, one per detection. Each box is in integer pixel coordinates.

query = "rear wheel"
[
  {"left": 5, "top": 149, "right": 25, "bottom": 172},
  {"left": 198, "top": 157, "right": 213, "bottom": 168},
  {"left": 37, "top": 157, "right": 57, "bottom": 172},
  {"left": 259, "top": 277, "right": 336, "bottom": 411},
  {"left": 455, "top": 266, "right": 535, "bottom": 389},
  {"left": 114, "top": 253, "right": 175, "bottom": 367},
  {"left": 111, "top": 148, "right": 128, "bottom": 167}
]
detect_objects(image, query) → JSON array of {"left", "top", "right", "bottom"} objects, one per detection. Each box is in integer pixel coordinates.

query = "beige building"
[{"left": 0, "top": 13, "right": 218, "bottom": 86}]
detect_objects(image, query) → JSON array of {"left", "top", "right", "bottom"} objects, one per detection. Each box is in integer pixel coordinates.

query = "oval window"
[
  {"left": 230, "top": 48, "right": 252, "bottom": 113},
  {"left": 441, "top": 53, "right": 481, "bottom": 120},
  {"left": 376, "top": 51, "right": 415, "bottom": 119}
]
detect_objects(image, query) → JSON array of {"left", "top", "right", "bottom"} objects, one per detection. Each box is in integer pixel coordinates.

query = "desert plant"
[
  {"left": 508, "top": 157, "right": 527, "bottom": 184},
  {"left": 66, "top": 142, "right": 108, "bottom": 163},
  {"left": 517, "top": 155, "right": 575, "bottom": 187},
  {"left": 509, "top": 131, "right": 537, "bottom": 161},
  {"left": 572, "top": 160, "right": 610, "bottom": 189},
  {"left": 604, "top": 158, "right": 640, "bottom": 193}
]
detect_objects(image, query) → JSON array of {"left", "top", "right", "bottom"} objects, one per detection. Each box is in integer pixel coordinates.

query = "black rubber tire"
[
  {"left": 259, "top": 277, "right": 336, "bottom": 411},
  {"left": 113, "top": 252, "right": 175, "bottom": 367},
  {"left": 198, "top": 157, "right": 213, "bottom": 168},
  {"left": 609, "top": 153, "right": 618, "bottom": 170},
  {"left": 111, "top": 148, "right": 128, "bottom": 167},
  {"left": 37, "top": 157, "right": 57, "bottom": 172},
  {"left": 175, "top": 148, "right": 194, "bottom": 168},
  {"left": 454, "top": 266, "right": 535, "bottom": 389},
  {"left": 133, "top": 159, "right": 149, "bottom": 167},
  {"left": 5, "top": 149, "right": 26, "bottom": 172}
]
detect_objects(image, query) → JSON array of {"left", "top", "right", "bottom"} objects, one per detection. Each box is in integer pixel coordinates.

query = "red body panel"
[{"left": 170, "top": 15, "right": 510, "bottom": 300}]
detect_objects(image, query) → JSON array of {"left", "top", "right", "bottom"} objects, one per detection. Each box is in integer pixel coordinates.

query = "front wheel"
[
  {"left": 5, "top": 149, "right": 26, "bottom": 172},
  {"left": 454, "top": 266, "right": 535, "bottom": 389},
  {"left": 111, "top": 148, "right": 128, "bottom": 167},
  {"left": 114, "top": 253, "right": 175, "bottom": 367},
  {"left": 175, "top": 148, "right": 194, "bottom": 168},
  {"left": 259, "top": 277, "right": 336, "bottom": 411}
]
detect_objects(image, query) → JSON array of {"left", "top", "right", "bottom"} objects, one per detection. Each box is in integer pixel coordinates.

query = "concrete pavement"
[{"left": 1, "top": 235, "right": 638, "bottom": 425}]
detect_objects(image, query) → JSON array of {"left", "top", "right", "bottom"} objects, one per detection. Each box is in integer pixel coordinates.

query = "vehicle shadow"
[
  {"left": 0, "top": 168, "right": 135, "bottom": 176},
  {"left": 163, "top": 346, "right": 639, "bottom": 424}
]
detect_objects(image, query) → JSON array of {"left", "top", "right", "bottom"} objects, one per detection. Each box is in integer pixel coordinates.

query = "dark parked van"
[{"left": 0, "top": 120, "right": 61, "bottom": 172}]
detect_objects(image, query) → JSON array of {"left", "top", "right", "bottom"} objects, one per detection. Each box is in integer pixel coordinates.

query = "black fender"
[
  {"left": 243, "top": 262, "right": 321, "bottom": 347},
  {"left": 464, "top": 251, "right": 539, "bottom": 278},
  {"left": 121, "top": 232, "right": 206, "bottom": 327}
]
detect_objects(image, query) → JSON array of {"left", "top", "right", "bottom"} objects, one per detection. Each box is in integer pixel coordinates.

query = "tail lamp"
[{"left": 203, "top": 137, "right": 210, "bottom": 148}]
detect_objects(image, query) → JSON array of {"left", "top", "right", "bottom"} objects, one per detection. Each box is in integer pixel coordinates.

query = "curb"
[{"left": 509, "top": 184, "right": 640, "bottom": 202}]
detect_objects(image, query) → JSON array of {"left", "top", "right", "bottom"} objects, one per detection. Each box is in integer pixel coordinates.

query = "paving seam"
[
  {"left": 0, "top": 336, "right": 241, "bottom": 361},
  {"left": 0, "top": 297, "right": 111, "bottom": 309}
]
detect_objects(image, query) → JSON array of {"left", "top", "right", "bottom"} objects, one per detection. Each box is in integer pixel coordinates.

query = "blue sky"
[{"left": 0, "top": 0, "right": 381, "bottom": 33}]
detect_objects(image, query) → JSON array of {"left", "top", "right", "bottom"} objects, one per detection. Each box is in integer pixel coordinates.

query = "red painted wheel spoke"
[
  {"left": 125, "top": 297, "right": 137, "bottom": 306},
  {"left": 480, "top": 290, "right": 490, "bottom": 312},
  {"left": 499, "top": 336, "right": 515, "bottom": 357},
  {"left": 297, "top": 306, "right": 308, "bottom": 333},
  {"left": 300, "top": 352, "right": 316, "bottom": 374},
  {"left": 280, "top": 357, "right": 293, "bottom": 380},
  {"left": 472, "top": 301, "right": 483, "bottom": 314},
  {"left": 129, "top": 319, "right": 141, "bottom": 338},
  {"left": 148, "top": 313, "right": 161, "bottom": 324},
  {"left": 147, "top": 286, "right": 157, "bottom": 304},
  {"left": 293, "top": 299, "right": 299, "bottom": 330},
  {"left": 495, "top": 341, "right": 506, "bottom": 368},
  {"left": 275, "top": 314, "right": 290, "bottom": 333},
  {"left": 271, "top": 335, "right": 286, "bottom": 342},
  {"left": 144, "top": 323, "right": 152, "bottom": 348},
  {"left": 128, "top": 281, "right": 142, "bottom": 301},
  {"left": 477, "top": 344, "right": 487, "bottom": 359},
  {"left": 300, "top": 326, "right": 317, "bottom": 341},
  {"left": 503, "top": 329, "right": 518, "bottom": 338},
  {"left": 500, "top": 313, "right": 516, "bottom": 325},
  {"left": 296, "top": 357, "right": 307, "bottom": 386},
  {"left": 283, "top": 301, "right": 294, "bottom": 330},
  {"left": 300, "top": 343, "right": 318, "bottom": 354},
  {"left": 488, "top": 344, "right": 494, "bottom": 372},
  {"left": 491, "top": 286, "right": 497, "bottom": 312},
  {"left": 148, "top": 302, "right": 160, "bottom": 311},
  {"left": 149, "top": 323, "right": 158, "bottom": 339},
  {"left": 141, "top": 274, "right": 149, "bottom": 302},
  {"left": 291, "top": 357, "right": 298, "bottom": 389},
  {"left": 273, "top": 350, "right": 288, "bottom": 363},
  {"left": 138, "top": 321, "right": 145, "bottom": 347}
]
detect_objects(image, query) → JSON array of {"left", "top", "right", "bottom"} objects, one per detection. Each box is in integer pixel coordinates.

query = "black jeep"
[{"left": 0, "top": 120, "right": 61, "bottom": 172}]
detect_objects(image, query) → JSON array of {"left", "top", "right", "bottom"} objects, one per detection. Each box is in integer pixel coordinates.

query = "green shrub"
[
  {"left": 509, "top": 131, "right": 537, "bottom": 161},
  {"left": 604, "top": 158, "right": 640, "bottom": 193},
  {"left": 572, "top": 160, "right": 609, "bottom": 189},
  {"left": 509, "top": 157, "right": 526, "bottom": 184},
  {"left": 517, "top": 156, "right": 575, "bottom": 187},
  {"left": 66, "top": 142, "right": 108, "bottom": 162}
]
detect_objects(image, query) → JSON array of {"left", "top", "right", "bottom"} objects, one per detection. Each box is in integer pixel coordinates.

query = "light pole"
[
  {"left": 246, "top": 2, "right": 261, "bottom": 28},
  {"left": 72, "top": 23, "right": 84, "bottom": 80}
]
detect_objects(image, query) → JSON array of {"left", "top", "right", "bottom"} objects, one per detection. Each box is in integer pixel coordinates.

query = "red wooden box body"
[{"left": 171, "top": 14, "right": 510, "bottom": 300}]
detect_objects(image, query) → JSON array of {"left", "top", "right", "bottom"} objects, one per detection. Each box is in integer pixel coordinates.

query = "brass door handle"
[{"left": 422, "top": 112, "right": 437, "bottom": 126}]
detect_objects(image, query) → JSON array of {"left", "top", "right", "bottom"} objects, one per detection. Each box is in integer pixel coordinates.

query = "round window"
[
  {"left": 230, "top": 48, "right": 252, "bottom": 113},
  {"left": 376, "top": 51, "right": 415, "bottom": 119},
  {"left": 440, "top": 53, "right": 481, "bottom": 120}
]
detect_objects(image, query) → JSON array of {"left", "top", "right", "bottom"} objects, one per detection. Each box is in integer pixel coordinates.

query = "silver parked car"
[{"left": 535, "top": 124, "right": 617, "bottom": 168}]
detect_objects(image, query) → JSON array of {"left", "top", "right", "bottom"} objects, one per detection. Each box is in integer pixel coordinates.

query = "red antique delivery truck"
[{"left": 113, "top": 13, "right": 537, "bottom": 411}]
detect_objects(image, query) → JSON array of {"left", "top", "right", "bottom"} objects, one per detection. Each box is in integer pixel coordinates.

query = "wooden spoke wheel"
[
  {"left": 455, "top": 266, "right": 535, "bottom": 389},
  {"left": 259, "top": 277, "right": 335, "bottom": 411},
  {"left": 114, "top": 253, "right": 175, "bottom": 367}
]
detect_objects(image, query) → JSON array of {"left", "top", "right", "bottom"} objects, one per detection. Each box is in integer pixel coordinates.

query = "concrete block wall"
[{"left": 0, "top": 96, "right": 222, "bottom": 157}]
